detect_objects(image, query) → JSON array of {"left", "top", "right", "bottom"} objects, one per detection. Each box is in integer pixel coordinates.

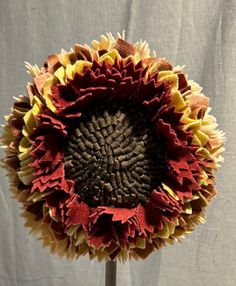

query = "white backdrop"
[{"left": 0, "top": 1, "right": 235, "bottom": 285}]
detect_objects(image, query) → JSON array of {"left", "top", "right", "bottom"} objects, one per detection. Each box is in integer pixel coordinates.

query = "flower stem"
[{"left": 105, "top": 260, "right": 117, "bottom": 286}]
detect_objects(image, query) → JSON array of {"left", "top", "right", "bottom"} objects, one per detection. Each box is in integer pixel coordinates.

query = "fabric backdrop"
[{"left": 0, "top": 0, "right": 235, "bottom": 285}]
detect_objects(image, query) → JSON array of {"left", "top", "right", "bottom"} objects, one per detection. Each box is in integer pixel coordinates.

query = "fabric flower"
[{"left": 1, "top": 32, "right": 225, "bottom": 261}]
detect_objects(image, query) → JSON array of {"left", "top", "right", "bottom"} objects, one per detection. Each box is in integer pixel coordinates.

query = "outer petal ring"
[{"left": 1, "top": 33, "right": 225, "bottom": 261}]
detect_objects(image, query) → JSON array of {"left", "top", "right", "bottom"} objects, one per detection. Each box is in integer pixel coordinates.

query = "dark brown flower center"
[{"left": 64, "top": 102, "right": 165, "bottom": 208}]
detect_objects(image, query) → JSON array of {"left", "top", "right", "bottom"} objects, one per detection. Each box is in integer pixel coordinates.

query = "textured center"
[{"left": 64, "top": 102, "right": 164, "bottom": 208}]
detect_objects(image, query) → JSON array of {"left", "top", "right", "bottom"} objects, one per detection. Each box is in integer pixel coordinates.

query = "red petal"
[
  {"left": 66, "top": 195, "right": 90, "bottom": 226},
  {"left": 136, "top": 205, "right": 154, "bottom": 234}
]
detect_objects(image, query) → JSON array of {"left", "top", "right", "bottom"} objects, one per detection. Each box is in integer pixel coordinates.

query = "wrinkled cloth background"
[{"left": 0, "top": 0, "right": 235, "bottom": 285}]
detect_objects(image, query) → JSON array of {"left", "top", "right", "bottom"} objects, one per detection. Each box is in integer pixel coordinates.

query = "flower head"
[{"left": 1, "top": 33, "right": 225, "bottom": 261}]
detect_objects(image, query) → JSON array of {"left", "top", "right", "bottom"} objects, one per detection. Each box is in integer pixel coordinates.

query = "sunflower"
[{"left": 1, "top": 33, "right": 225, "bottom": 261}]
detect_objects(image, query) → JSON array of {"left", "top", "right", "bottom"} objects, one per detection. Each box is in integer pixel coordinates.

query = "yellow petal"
[
  {"left": 19, "top": 137, "right": 31, "bottom": 153},
  {"left": 160, "top": 74, "right": 178, "bottom": 90},
  {"left": 75, "top": 230, "right": 86, "bottom": 246},
  {"left": 65, "top": 225, "right": 80, "bottom": 236},
  {"left": 135, "top": 238, "right": 146, "bottom": 249},
  {"left": 196, "top": 129, "right": 209, "bottom": 146},
  {"left": 65, "top": 63, "right": 75, "bottom": 79},
  {"left": 23, "top": 110, "right": 38, "bottom": 134},
  {"left": 19, "top": 164, "right": 33, "bottom": 172},
  {"left": 20, "top": 156, "right": 34, "bottom": 167},
  {"left": 162, "top": 183, "right": 179, "bottom": 200},
  {"left": 196, "top": 147, "right": 210, "bottom": 157},
  {"left": 154, "top": 223, "right": 170, "bottom": 239},
  {"left": 42, "top": 76, "right": 54, "bottom": 96},
  {"left": 74, "top": 60, "right": 92, "bottom": 74},
  {"left": 183, "top": 119, "right": 201, "bottom": 131},
  {"left": 58, "top": 53, "right": 71, "bottom": 66},
  {"left": 18, "top": 171, "right": 34, "bottom": 185},
  {"left": 192, "top": 134, "right": 202, "bottom": 145},
  {"left": 18, "top": 148, "right": 32, "bottom": 161},
  {"left": 158, "top": 70, "right": 173, "bottom": 78},
  {"left": 182, "top": 202, "right": 192, "bottom": 214},
  {"left": 184, "top": 194, "right": 199, "bottom": 203},
  {"left": 27, "top": 190, "right": 54, "bottom": 203},
  {"left": 197, "top": 191, "right": 209, "bottom": 207},
  {"left": 171, "top": 90, "right": 186, "bottom": 111},
  {"left": 168, "top": 221, "right": 176, "bottom": 235},
  {"left": 45, "top": 96, "right": 57, "bottom": 113},
  {"left": 33, "top": 96, "right": 43, "bottom": 109},
  {"left": 99, "top": 49, "right": 121, "bottom": 64},
  {"left": 54, "top": 66, "right": 65, "bottom": 84},
  {"left": 22, "top": 126, "right": 31, "bottom": 138},
  {"left": 173, "top": 227, "right": 187, "bottom": 237}
]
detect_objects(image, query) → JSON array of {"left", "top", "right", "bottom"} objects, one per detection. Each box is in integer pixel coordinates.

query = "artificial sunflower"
[{"left": 1, "top": 33, "right": 225, "bottom": 261}]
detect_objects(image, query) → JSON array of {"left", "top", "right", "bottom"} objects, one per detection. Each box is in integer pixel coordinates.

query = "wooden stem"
[{"left": 105, "top": 260, "right": 117, "bottom": 286}]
